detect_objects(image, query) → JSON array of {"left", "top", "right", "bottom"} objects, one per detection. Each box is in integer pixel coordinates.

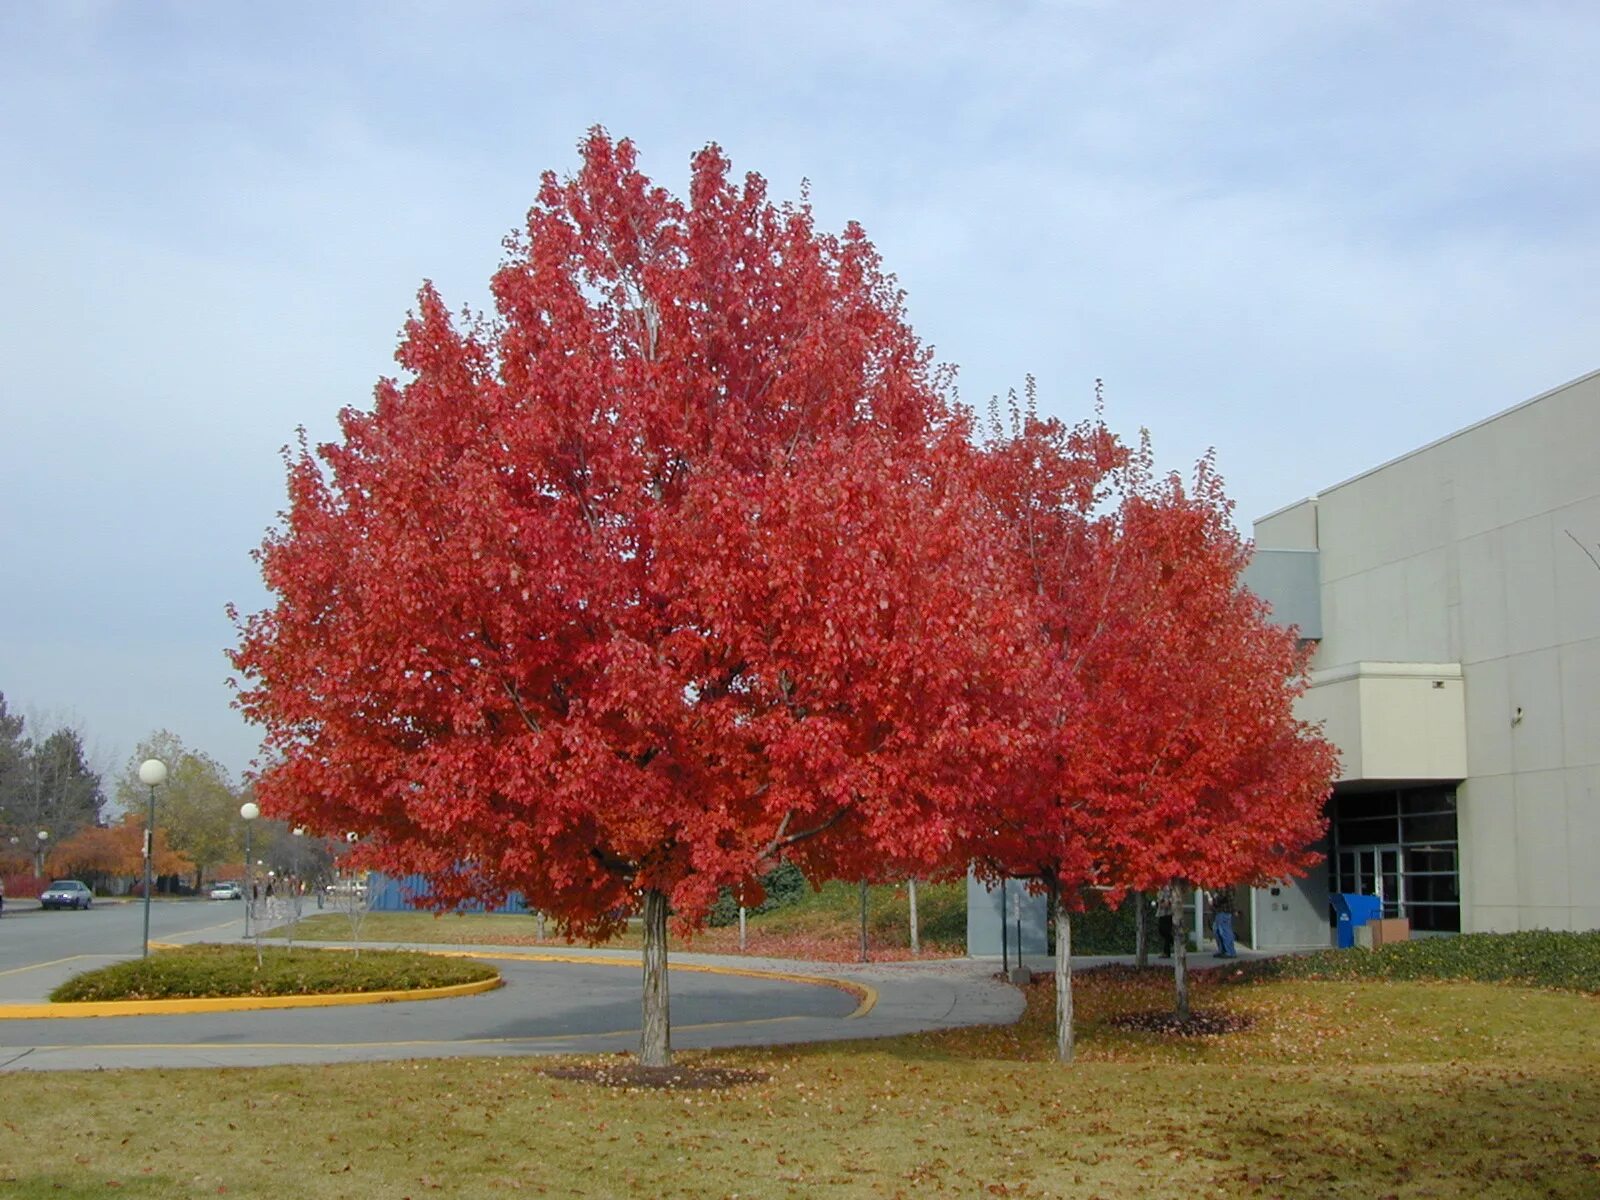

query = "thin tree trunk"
[
  {"left": 859, "top": 879, "right": 869, "bottom": 963},
  {"left": 1052, "top": 882, "right": 1074, "bottom": 1063},
  {"left": 908, "top": 879, "right": 920, "bottom": 957},
  {"left": 1001, "top": 879, "right": 1010, "bottom": 973},
  {"left": 536, "top": 910, "right": 547, "bottom": 941},
  {"left": 640, "top": 888, "right": 672, "bottom": 1067},
  {"left": 738, "top": 905, "right": 747, "bottom": 953},
  {"left": 1174, "top": 881, "right": 1191, "bottom": 1021},
  {"left": 1134, "top": 889, "right": 1148, "bottom": 968}
]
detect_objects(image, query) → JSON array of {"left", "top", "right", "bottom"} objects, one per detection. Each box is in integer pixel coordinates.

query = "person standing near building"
[
  {"left": 1155, "top": 881, "right": 1179, "bottom": 957},
  {"left": 1210, "top": 886, "right": 1237, "bottom": 958}
]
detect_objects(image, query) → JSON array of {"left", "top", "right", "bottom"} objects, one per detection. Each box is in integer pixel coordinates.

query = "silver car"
[{"left": 40, "top": 880, "right": 94, "bottom": 910}]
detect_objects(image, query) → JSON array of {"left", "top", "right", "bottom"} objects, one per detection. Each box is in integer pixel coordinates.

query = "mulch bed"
[
  {"left": 1105, "top": 1009, "right": 1255, "bottom": 1037},
  {"left": 543, "top": 1063, "right": 770, "bottom": 1091}
]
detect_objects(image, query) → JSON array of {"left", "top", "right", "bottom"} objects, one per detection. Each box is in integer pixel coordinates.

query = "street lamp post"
[
  {"left": 240, "top": 802, "right": 259, "bottom": 937},
  {"left": 34, "top": 830, "right": 48, "bottom": 878},
  {"left": 137, "top": 758, "right": 168, "bottom": 958}
]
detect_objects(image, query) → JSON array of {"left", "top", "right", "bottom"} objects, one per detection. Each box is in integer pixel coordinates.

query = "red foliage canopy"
[
  {"left": 230, "top": 131, "right": 1036, "bottom": 939},
  {"left": 974, "top": 404, "right": 1337, "bottom": 900}
]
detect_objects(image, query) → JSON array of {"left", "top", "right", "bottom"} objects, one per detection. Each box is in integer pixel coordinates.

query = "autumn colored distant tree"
[
  {"left": 976, "top": 393, "right": 1336, "bottom": 1057},
  {"left": 231, "top": 131, "right": 1034, "bottom": 1066},
  {"left": 49, "top": 817, "right": 190, "bottom": 890},
  {"left": 116, "top": 732, "right": 241, "bottom": 889}
]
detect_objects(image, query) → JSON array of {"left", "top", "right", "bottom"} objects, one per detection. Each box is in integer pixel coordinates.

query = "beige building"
[{"left": 1242, "top": 368, "right": 1600, "bottom": 946}]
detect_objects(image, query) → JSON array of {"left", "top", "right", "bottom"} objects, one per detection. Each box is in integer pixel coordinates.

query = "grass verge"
[
  {"left": 48, "top": 944, "right": 498, "bottom": 1002},
  {"left": 5, "top": 963, "right": 1599, "bottom": 1197},
  {"left": 275, "top": 878, "right": 969, "bottom": 961}
]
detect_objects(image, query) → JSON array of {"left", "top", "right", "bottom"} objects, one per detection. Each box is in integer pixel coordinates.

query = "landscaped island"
[{"left": 49, "top": 944, "right": 498, "bottom": 1003}]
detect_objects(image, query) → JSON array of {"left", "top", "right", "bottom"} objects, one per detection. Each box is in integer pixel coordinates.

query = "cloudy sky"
[{"left": 2, "top": 1, "right": 1597, "bottom": 782}]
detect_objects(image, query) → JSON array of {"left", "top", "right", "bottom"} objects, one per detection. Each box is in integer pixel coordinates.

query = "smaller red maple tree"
[{"left": 975, "top": 396, "right": 1337, "bottom": 1056}]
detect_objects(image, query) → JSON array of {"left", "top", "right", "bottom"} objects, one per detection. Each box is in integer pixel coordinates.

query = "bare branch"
[
  {"left": 501, "top": 679, "right": 542, "bottom": 735},
  {"left": 1566, "top": 528, "right": 1600, "bottom": 572}
]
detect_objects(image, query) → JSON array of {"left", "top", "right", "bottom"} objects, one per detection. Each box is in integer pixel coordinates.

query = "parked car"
[
  {"left": 208, "top": 881, "right": 243, "bottom": 901},
  {"left": 40, "top": 880, "right": 94, "bottom": 910}
]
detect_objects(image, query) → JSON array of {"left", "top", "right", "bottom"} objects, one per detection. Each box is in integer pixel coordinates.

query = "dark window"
[
  {"left": 1402, "top": 812, "right": 1459, "bottom": 842},
  {"left": 1401, "top": 789, "right": 1456, "bottom": 816},
  {"left": 1331, "top": 785, "right": 1460, "bottom": 934},
  {"left": 1404, "top": 847, "right": 1457, "bottom": 873},
  {"left": 1408, "top": 904, "right": 1461, "bottom": 933},
  {"left": 1340, "top": 816, "right": 1401, "bottom": 845}
]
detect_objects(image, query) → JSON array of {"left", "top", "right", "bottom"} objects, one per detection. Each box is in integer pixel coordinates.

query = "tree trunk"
[
  {"left": 1174, "top": 881, "right": 1191, "bottom": 1021},
  {"left": 908, "top": 879, "right": 920, "bottom": 957},
  {"left": 1134, "top": 889, "right": 1148, "bottom": 968},
  {"left": 536, "top": 910, "right": 547, "bottom": 941},
  {"left": 738, "top": 905, "right": 747, "bottom": 953},
  {"left": 640, "top": 888, "right": 672, "bottom": 1067},
  {"left": 1053, "top": 883, "right": 1074, "bottom": 1064},
  {"left": 858, "top": 879, "right": 869, "bottom": 963}
]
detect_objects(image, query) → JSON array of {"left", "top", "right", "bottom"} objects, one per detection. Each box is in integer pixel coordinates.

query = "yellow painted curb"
[{"left": 0, "top": 973, "right": 503, "bottom": 1020}]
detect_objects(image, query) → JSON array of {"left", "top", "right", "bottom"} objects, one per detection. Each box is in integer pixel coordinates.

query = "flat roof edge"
[{"left": 1252, "top": 365, "right": 1600, "bottom": 524}]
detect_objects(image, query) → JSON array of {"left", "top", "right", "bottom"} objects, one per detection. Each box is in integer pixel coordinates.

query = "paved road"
[
  {"left": 0, "top": 902, "right": 1027, "bottom": 1072},
  {"left": 0, "top": 897, "right": 247, "bottom": 996}
]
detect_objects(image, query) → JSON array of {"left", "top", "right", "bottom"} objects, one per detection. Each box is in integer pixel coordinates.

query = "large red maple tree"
[
  {"left": 975, "top": 399, "right": 1336, "bottom": 1057},
  {"left": 230, "top": 131, "right": 1035, "bottom": 1066}
]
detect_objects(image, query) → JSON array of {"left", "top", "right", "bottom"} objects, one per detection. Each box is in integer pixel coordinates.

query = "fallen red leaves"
[
  {"left": 1105, "top": 1009, "right": 1255, "bottom": 1036},
  {"left": 542, "top": 1063, "right": 768, "bottom": 1091}
]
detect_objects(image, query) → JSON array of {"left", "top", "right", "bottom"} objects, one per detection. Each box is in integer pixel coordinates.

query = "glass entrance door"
[{"left": 1336, "top": 846, "right": 1404, "bottom": 917}]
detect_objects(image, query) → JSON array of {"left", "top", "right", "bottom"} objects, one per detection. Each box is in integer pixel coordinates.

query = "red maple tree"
[
  {"left": 1084, "top": 451, "right": 1335, "bottom": 1021},
  {"left": 976, "top": 396, "right": 1337, "bottom": 1056},
  {"left": 230, "top": 131, "right": 1034, "bottom": 1066}
]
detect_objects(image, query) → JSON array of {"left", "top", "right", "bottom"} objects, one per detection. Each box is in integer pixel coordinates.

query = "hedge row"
[{"left": 1247, "top": 929, "right": 1600, "bottom": 992}]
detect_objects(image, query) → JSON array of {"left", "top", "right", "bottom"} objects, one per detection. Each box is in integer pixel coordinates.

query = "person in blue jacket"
[{"left": 1210, "top": 887, "right": 1237, "bottom": 958}]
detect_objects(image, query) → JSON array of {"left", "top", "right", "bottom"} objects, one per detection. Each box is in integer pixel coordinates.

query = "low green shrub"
[
  {"left": 706, "top": 861, "right": 809, "bottom": 927},
  {"left": 1247, "top": 929, "right": 1600, "bottom": 992},
  {"left": 50, "top": 944, "right": 498, "bottom": 1003}
]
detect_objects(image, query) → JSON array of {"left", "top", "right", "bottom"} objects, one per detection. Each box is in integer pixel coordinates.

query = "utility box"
[
  {"left": 1369, "top": 917, "right": 1411, "bottom": 947},
  {"left": 1330, "top": 893, "right": 1383, "bottom": 949}
]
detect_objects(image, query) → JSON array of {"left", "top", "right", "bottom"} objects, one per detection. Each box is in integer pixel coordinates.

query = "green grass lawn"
[
  {"left": 277, "top": 878, "right": 969, "bottom": 961},
  {"left": 3, "top": 963, "right": 1597, "bottom": 1197}
]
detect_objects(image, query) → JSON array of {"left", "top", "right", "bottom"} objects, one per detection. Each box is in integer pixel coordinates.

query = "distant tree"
[
  {"left": 3, "top": 725, "right": 104, "bottom": 846},
  {"left": 0, "top": 692, "right": 26, "bottom": 830},
  {"left": 116, "top": 732, "right": 240, "bottom": 889},
  {"left": 0, "top": 692, "right": 29, "bottom": 841},
  {"left": 231, "top": 130, "right": 1033, "bottom": 1067},
  {"left": 49, "top": 818, "right": 190, "bottom": 891}
]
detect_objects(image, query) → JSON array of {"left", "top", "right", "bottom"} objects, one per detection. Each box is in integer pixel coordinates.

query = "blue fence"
[{"left": 368, "top": 872, "right": 531, "bottom": 915}]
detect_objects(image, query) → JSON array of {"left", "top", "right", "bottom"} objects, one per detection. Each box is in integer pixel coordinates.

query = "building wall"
[
  {"left": 965, "top": 873, "right": 1049, "bottom": 959},
  {"left": 1255, "top": 369, "right": 1600, "bottom": 934}
]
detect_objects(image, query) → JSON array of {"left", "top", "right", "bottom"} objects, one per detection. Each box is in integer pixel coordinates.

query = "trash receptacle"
[{"left": 1330, "top": 893, "right": 1383, "bottom": 949}]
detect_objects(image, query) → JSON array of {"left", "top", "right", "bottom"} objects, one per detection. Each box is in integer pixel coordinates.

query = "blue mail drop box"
[{"left": 1330, "top": 893, "right": 1383, "bottom": 948}]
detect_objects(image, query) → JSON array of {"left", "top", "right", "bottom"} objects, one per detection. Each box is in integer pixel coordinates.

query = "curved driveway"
[{"left": 0, "top": 905, "right": 1024, "bottom": 1072}]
